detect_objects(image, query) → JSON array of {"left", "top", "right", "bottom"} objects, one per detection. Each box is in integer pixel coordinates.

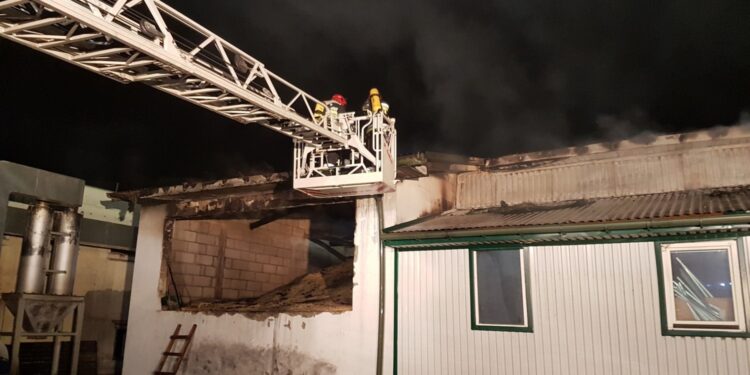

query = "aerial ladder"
[{"left": 0, "top": 0, "right": 397, "bottom": 197}]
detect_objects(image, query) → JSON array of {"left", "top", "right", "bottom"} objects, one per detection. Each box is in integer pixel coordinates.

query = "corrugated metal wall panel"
[
  {"left": 457, "top": 143, "right": 750, "bottom": 209},
  {"left": 396, "top": 241, "right": 750, "bottom": 374}
]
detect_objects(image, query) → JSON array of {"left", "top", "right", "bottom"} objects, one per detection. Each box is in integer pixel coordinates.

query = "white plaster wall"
[
  {"left": 122, "top": 200, "right": 382, "bottom": 374},
  {"left": 385, "top": 175, "right": 456, "bottom": 225},
  {"left": 379, "top": 175, "right": 454, "bottom": 373}
]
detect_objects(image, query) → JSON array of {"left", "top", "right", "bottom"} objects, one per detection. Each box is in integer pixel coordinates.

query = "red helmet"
[{"left": 331, "top": 94, "right": 347, "bottom": 106}]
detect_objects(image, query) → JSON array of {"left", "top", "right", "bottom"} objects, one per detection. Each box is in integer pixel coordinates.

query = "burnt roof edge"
[{"left": 111, "top": 124, "right": 750, "bottom": 204}]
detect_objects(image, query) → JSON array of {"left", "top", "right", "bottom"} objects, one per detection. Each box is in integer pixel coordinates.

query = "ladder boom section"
[{"left": 0, "top": 0, "right": 354, "bottom": 151}]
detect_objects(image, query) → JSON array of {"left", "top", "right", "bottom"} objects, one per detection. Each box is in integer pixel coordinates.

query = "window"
[
  {"left": 469, "top": 247, "right": 532, "bottom": 332},
  {"left": 657, "top": 239, "right": 750, "bottom": 336}
]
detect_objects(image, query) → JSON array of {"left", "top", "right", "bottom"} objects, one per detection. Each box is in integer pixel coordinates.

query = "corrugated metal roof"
[
  {"left": 389, "top": 185, "right": 750, "bottom": 233},
  {"left": 457, "top": 141, "right": 750, "bottom": 209}
]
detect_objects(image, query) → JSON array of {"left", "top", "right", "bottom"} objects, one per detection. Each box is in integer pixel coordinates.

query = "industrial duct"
[
  {"left": 14, "top": 202, "right": 54, "bottom": 294},
  {"left": 46, "top": 208, "right": 82, "bottom": 295},
  {"left": 1, "top": 161, "right": 85, "bottom": 295},
  {"left": 0, "top": 161, "right": 84, "bottom": 255},
  {"left": 1, "top": 162, "right": 88, "bottom": 374}
]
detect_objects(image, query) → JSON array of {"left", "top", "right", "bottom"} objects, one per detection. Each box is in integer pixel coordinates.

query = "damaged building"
[
  {"left": 113, "top": 174, "right": 383, "bottom": 374},
  {"left": 112, "top": 125, "right": 750, "bottom": 374},
  {"left": 2, "top": 0, "right": 750, "bottom": 373}
]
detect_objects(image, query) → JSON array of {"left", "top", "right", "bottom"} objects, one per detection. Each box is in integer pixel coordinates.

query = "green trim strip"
[
  {"left": 654, "top": 237, "right": 750, "bottom": 338},
  {"left": 383, "top": 214, "right": 750, "bottom": 245},
  {"left": 468, "top": 247, "right": 533, "bottom": 333},
  {"left": 385, "top": 227, "right": 750, "bottom": 249},
  {"left": 654, "top": 240, "right": 669, "bottom": 336},
  {"left": 393, "top": 249, "right": 399, "bottom": 375}
]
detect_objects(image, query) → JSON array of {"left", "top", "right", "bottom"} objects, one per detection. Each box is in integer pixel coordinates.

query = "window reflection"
[{"left": 670, "top": 249, "right": 735, "bottom": 321}]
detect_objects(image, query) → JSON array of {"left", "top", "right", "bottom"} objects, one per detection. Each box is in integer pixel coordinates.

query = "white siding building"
[
  {"left": 120, "top": 125, "right": 750, "bottom": 374},
  {"left": 385, "top": 125, "right": 750, "bottom": 374}
]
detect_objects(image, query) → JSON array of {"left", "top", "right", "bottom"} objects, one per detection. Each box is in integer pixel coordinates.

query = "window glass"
[
  {"left": 660, "top": 239, "right": 747, "bottom": 334},
  {"left": 670, "top": 249, "right": 735, "bottom": 322},
  {"left": 474, "top": 249, "right": 526, "bottom": 326}
]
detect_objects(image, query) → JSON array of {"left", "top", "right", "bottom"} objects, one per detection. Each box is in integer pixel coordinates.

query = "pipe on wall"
[
  {"left": 375, "top": 196, "right": 386, "bottom": 375},
  {"left": 15, "top": 202, "right": 54, "bottom": 294},
  {"left": 46, "top": 208, "right": 82, "bottom": 295}
]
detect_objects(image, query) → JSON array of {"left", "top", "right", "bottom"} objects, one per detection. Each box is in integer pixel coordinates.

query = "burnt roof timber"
[
  {"left": 109, "top": 173, "right": 289, "bottom": 204},
  {"left": 172, "top": 190, "right": 351, "bottom": 220},
  {"left": 110, "top": 124, "right": 750, "bottom": 205}
]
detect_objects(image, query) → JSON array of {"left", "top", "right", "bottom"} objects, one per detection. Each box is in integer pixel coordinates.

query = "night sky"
[{"left": 2, "top": 0, "right": 750, "bottom": 190}]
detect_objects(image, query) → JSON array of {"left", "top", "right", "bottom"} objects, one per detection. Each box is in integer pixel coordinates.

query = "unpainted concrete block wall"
[{"left": 170, "top": 219, "right": 310, "bottom": 303}]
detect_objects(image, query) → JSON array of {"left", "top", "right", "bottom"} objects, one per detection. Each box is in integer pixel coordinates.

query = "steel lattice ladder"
[{"left": 0, "top": 0, "right": 397, "bottom": 197}]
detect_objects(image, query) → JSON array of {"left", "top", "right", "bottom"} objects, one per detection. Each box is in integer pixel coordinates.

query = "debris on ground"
[{"left": 183, "top": 259, "right": 353, "bottom": 316}]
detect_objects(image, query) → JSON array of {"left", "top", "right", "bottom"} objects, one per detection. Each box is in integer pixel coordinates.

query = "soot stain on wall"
[{"left": 183, "top": 341, "right": 336, "bottom": 375}]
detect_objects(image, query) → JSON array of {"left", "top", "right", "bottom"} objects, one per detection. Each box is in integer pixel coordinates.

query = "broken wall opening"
[{"left": 161, "top": 202, "right": 355, "bottom": 314}]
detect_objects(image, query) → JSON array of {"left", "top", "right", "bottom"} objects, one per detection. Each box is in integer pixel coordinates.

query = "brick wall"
[{"left": 169, "top": 218, "right": 310, "bottom": 303}]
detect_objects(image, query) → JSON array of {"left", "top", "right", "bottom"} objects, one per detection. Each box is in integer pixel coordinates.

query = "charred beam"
[
  {"left": 172, "top": 190, "right": 351, "bottom": 220},
  {"left": 249, "top": 210, "right": 289, "bottom": 230}
]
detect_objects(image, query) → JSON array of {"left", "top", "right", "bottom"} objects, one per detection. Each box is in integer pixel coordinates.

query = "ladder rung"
[
  {"left": 163, "top": 352, "right": 182, "bottom": 356},
  {"left": 154, "top": 372, "right": 176, "bottom": 375},
  {"left": 170, "top": 335, "right": 191, "bottom": 339}
]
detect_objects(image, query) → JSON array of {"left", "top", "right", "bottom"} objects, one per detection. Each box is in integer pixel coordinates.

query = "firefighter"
[
  {"left": 362, "top": 88, "right": 390, "bottom": 115},
  {"left": 313, "top": 94, "right": 347, "bottom": 128},
  {"left": 328, "top": 94, "right": 347, "bottom": 115},
  {"left": 310, "top": 94, "right": 350, "bottom": 170},
  {"left": 360, "top": 88, "right": 391, "bottom": 154}
]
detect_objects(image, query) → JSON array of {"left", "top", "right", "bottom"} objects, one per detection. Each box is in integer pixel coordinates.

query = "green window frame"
[
  {"left": 469, "top": 246, "right": 533, "bottom": 332},
  {"left": 655, "top": 238, "right": 750, "bottom": 337}
]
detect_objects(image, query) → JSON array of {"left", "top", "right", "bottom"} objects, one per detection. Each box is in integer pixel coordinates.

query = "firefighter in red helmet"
[
  {"left": 327, "top": 93, "right": 347, "bottom": 119},
  {"left": 313, "top": 93, "right": 347, "bottom": 126}
]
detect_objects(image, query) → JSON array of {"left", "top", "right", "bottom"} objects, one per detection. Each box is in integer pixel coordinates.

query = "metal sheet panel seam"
[
  {"left": 457, "top": 144, "right": 750, "bottom": 209},
  {"left": 394, "top": 240, "right": 750, "bottom": 374}
]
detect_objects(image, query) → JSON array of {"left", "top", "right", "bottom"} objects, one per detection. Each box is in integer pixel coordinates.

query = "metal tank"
[
  {"left": 46, "top": 208, "right": 82, "bottom": 295},
  {"left": 15, "top": 202, "right": 54, "bottom": 294}
]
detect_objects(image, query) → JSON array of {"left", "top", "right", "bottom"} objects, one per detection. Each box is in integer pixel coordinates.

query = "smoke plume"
[
  {"left": 180, "top": 0, "right": 750, "bottom": 157},
  {"left": 2, "top": 0, "right": 750, "bottom": 188}
]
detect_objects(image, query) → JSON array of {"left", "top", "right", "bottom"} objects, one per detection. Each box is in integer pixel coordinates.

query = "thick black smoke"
[
  {"left": 180, "top": 0, "right": 750, "bottom": 154},
  {"left": 1, "top": 0, "right": 750, "bottom": 188}
]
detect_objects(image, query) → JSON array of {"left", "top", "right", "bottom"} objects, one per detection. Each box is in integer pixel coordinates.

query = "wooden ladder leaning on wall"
[{"left": 154, "top": 324, "right": 197, "bottom": 375}]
